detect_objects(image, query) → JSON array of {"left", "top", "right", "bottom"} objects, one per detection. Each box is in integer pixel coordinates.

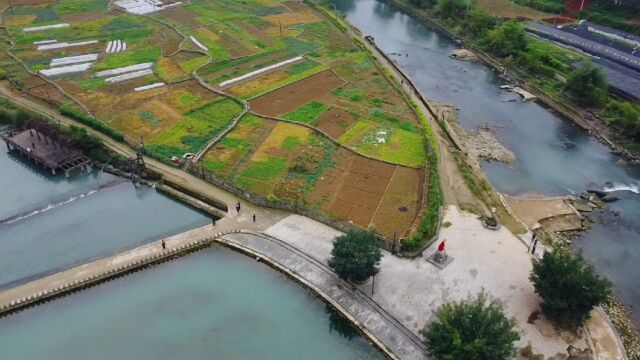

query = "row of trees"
[{"left": 328, "top": 230, "right": 611, "bottom": 359}]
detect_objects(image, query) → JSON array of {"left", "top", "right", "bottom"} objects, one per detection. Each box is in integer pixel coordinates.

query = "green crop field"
[{"left": 2, "top": 0, "right": 436, "bottom": 237}]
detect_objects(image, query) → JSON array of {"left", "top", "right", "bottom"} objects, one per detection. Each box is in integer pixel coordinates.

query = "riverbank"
[
  {"left": 384, "top": 0, "right": 640, "bottom": 166},
  {"left": 348, "top": 0, "right": 639, "bottom": 357}
]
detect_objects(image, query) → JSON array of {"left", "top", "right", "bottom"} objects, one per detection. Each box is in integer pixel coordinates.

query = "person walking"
[
  {"left": 212, "top": 218, "right": 216, "bottom": 227},
  {"left": 252, "top": 213, "right": 256, "bottom": 223},
  {"left": 161, "top": 240, "right": 166, "bottom": 250},
  {"left": 529, "top": 227, "right": 540, "bottom": 254},
  {"left": 236, "top": 201, "right": 241, "bottom": 213}
]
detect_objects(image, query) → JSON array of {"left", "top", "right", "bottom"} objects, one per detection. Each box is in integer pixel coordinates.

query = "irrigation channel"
[
  {"left": 0, "top": 147, "right": 384, "bottom": 358},
  {"left": 331, "top": 0, "right": 640, "bottom": 326}
]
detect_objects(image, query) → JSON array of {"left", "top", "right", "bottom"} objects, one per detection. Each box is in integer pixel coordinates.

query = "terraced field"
[{"left": 2, "top": 0, "right": 433, "bottom": 239}]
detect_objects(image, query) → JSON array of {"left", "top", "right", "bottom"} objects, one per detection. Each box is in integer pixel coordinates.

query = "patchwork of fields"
[{"left": 2, "top": 0, "right": 432, "bottom": 239}]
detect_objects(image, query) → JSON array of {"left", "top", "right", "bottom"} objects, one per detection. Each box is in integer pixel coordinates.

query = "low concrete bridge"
[{"left": 0, "top": 227, "right": 427, "bottom": 360}]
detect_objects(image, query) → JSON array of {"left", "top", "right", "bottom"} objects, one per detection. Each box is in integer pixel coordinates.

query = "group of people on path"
[{"left": 161, "top": 199, "right": 257, "bottom": 251}]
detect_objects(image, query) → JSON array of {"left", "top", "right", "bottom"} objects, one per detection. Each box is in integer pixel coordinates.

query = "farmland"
[{"left": 2, "top": 0, "right": 434, "bottom": 240}]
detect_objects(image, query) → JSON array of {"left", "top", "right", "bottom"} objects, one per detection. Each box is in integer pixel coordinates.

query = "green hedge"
[
  {"left": 59, "top": 105, "right": 124, "bottom": 142},
  {"left": 402, "top": 108, "right": 443, "bottom": 252}
]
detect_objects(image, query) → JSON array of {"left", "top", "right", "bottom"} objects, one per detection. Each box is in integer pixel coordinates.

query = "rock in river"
[{"left": 587, "top": 189, "right": 608, "bottom": 198}]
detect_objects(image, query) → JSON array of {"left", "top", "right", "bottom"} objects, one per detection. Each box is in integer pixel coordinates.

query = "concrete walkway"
[{"left": 263, "top": 209, "right": 626, "bottom": 360}]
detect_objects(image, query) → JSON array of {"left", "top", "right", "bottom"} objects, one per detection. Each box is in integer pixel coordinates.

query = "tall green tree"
[
  {"left": 483, "top": 21, "right": 528, "bottom": 58},
  {"left": 422, "top": 292, "right": 520, "bottom": 360},
  {"left": 564, "top": 62, "right": 608, "bottom": 108},
  {"left": 530, "top": 248, "right": 612, "bottom": 328},
  {"left": 328, "top": 230, "right": 382, "bottom": 283}
]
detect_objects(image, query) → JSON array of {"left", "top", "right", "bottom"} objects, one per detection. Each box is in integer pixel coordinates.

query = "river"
[
  {"left": 0, "top": 247, "right": 382, "bottom": 359},
  {"left": 332, "top": 0, "right": 640, "bottom": 325},
  {"left": 0, "top": 139, "right": 383, "bottom": 358}
]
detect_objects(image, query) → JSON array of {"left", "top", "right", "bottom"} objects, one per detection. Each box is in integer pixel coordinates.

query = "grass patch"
[
  {"left": 337, "top": 119, "right": 372, "bottom": 144},
  {"left": 203, "top": 159, "right": 226, "bottom": 172},
  {"left": 283, "top": 101, "right": 328, "bottom": 124},
  {"left": 179, "top": 56, "right": 210, "bottom": 74},
  {"left": 93, "top": 46, "right": 161, "bottom": 71},
  {"left": 281, "top": 136, "right": 301, "bottom": 150},
  {"left": 283, "top": 37, "right": 319, "bottom": 55},
  {"left": 236, "top": 156, "right": 288, "bottom": 191},
  {"left": 148, "top": 98, "right": 242, "bottom": 158},
  {"left": 332, "top": 86, "right": 364, "bottom": 102},
  {"left": 77, "top": 77, "right": 106, "bottom": 90}
]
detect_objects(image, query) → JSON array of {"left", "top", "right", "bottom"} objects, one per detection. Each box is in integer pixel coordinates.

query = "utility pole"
[{"left": 371, "top": 273, "right": 375, "bottom": 295}]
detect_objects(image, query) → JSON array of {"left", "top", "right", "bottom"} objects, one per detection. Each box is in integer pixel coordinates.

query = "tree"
[
  {"left": 530, "top": 248, "right": 612, "bottom": 328},
  {"left": 564, "top": 62, "right": 608, "bottom": 108},
  {"left": 434, "top": 0, "right": 467, "bottom": 19},
  {"left": 462, "top": 10, "right": 493, "bottom": 37},
  {"left": 328, "top": 230, "right": 382, "bottom": 283},
  {"left": 483, "top": 21, "right": 528, "bottom": 58},
  {"left": 422, "top": 292, "right": 519, "bottom": 360}
]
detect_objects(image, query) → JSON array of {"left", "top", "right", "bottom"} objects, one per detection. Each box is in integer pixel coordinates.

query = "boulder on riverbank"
[{"left": 450, "top": 48, "right": 477, "bottom": 61}]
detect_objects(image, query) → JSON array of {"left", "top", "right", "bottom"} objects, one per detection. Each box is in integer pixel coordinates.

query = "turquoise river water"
[{"left": 0, "top": 136, "right": 383, "bottom": 358}]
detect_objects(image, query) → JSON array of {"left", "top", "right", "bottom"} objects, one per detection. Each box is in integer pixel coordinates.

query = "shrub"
[
  {"left": 607, "top": 100, "right": 640, "bottom": 141},
  {"left": 422, "top": 292, "right": 520, "bottom": 360},
  {"left": 564, "top": 62, "right": 608, "bottom": 108},
  {"left": 483, "top": 21, "right": 528, "bottom": 58},
  {"left": 402, "top": 110, "right": 443, "bottom": 252},
  {"left": 328, "top": 230, "right": 382, "bottom": 283},
  {"left": 530, "top": 248, "right": 612, "bottom": 328},
  {"left": 59, "top": 105, "right": 124, "bottom": 142}
]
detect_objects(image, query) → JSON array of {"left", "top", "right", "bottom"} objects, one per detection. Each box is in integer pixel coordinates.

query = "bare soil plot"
[
  {"left": 250, "top": 70, "right": 343, "bottom": 116},
  {"left": 314, "top": 107, "right": 357, "bottom": 138},
  {"left": 13, "top": 0, "right": 55, "bottom": 5},
  {"left": 156, "top": 57, "right": 188, "bottom": 83},
  {"left": 3, "top": 15, "right": 37, "bottom": 26},
  {"left": 263, "top": 12, "right": 301, "bottom": 28},
  {"left": 310, "top": 152, "right": 397, "bottom": 231},
  {"left": 110, "top": 98, "right": 183, "bottom": 141},
  {"left": 283, "top": 1, "right": 321, "bottom": 23},
  {"left": 159, "top": 27, "right": 183, "bottom": 56},
  {"left": 22, "top": 76, "right": 65, "bottom": 105},
  {"left": 162, "top": 7, "right": 201, "bottom": 27},
  {"left": 370, "top": 166, "right": 423, "bottom": 238},
  {"left": 60, "top": 11, "right": 109, "bottom": 23},
  {"left": 476, "top": 0, "right": 551, "bottom": 19}
]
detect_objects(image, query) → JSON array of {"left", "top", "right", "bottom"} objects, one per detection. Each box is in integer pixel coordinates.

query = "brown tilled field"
[
  {"left": 475, "top": 0, "right": 550, "bottom": 19},
  {"left": 370, "top": 166, "right": 423, "bottom": 238},
  {"left": 162, "top": 7, "right": 201, "bottom": 27},
  {"left": 159, "top": 27, "right": 183, "bottom": 56},
  {"left": 250, "top": 70, "right": 344, "bottom": 116},
  {"left": 315, "top": 107, "right": 357, "bottom": 138},
  {"left": 309, "top": 151, "right": 422, "bottom": 237}
]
